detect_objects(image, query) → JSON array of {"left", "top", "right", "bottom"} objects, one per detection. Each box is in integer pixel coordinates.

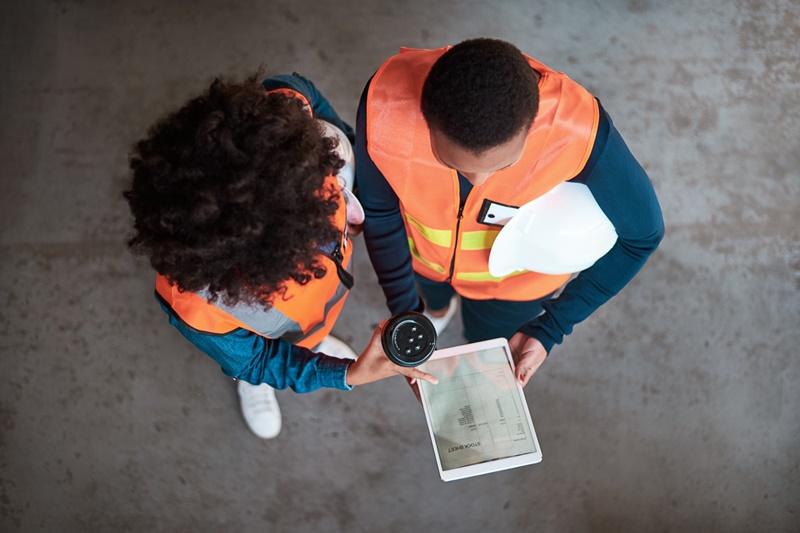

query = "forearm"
[
  {"left": 161, "top": 302, "right": 352, "bottom": 392},
  {"left": 361, "top": 207, "right": 420, "bottom": 314},
  {"left": 519, "top": 233, "right": 661, "bottom": 352},
  {"left": 228, "top": 333, "right": 353, "bottom": 393}
]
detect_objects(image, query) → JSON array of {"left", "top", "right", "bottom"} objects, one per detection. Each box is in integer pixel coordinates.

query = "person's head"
[
  {"left": 124, "top": 73, "right": 343, "bottom": 307},
  {"left": 421, "top": 38, "right": 539, "bottom": 186}
]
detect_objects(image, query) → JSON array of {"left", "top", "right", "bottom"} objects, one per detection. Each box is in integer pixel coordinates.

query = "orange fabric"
[
  {"left": 366, "top": 47, "right": 599, "bottom": 301},
  {"left": 156, "top": 174, "right": 351, "bottom": 349},
  {"left": 265, "top": 88, "right": 312, "bottom": 114},
  {"left": 156, "top": 274, "right": 249, "bottom": 334}
]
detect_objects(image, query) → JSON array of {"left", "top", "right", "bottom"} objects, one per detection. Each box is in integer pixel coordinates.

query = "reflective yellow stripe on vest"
[
  {"left": 460, "top": 230, "right": 500, "bottom": 250},
  {"left": 406, "top": 210, "right": 501, "bottom": 276},
  {"left": 407, "top": 238, "right": 446, "bottom": 274},
  {"left": 404, "top": 213, "right": 452, "bottom": 247},
  {"left": 455, "top": 270, "right": 525, "bottom": 282}
]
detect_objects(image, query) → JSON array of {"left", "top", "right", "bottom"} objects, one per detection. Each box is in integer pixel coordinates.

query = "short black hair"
[
  {"left": 124, "top": 73, "right": 343, "bottom": 307},
  {"left": 421, "top": 38, "right": 539, "bottom": 154}
]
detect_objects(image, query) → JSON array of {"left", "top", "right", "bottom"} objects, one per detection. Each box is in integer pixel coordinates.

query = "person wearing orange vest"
[
  {"left": 356, "top": 39, "right": 664, "bottom": 387},
  {"left": 125, "top": 72, "right": 437, "bottom": 439}
]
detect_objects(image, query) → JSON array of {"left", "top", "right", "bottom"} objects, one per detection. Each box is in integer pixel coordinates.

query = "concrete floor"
[{"left": 1, "top": 0, "right": 798, "bottom": 531}]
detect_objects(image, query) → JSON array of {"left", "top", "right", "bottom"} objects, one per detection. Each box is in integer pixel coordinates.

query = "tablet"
[{"left": 417, "top": 338, "right": 543, "bottom": 482}]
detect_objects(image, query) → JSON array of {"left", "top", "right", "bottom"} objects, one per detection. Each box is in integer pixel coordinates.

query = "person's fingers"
[
  {"left": 403, "top": 376, "right": 423, "bottom": 403},
  {"left": 373, "top": 320, "right": 387, "bottom": 338},
  {"left": 509, "top": 344, "right": 522, "bottom": 364},
  {"left": 405, "top": 367, "right": 438, "bottom": 385},
  {"left": 348, "top": 223, "right": 364, "bottom": 237},
  {"left": 411, "top": 384, "right": 422, "bottom": 404}
]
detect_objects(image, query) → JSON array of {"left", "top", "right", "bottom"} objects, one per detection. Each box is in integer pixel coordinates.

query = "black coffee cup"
[{"left": 381, "top": 311, "right": 437, "bottom": 367}]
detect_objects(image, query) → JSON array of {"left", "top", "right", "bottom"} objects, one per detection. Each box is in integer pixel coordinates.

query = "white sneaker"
[
  {"left": 423, "top": 294, "right": 459, "bottom": 335},
  {"left": 237, "top": 380, "right": 282, "bottom": 439},
  {"left": 314, "top": 335, "right": 358, "bottom": 360}
]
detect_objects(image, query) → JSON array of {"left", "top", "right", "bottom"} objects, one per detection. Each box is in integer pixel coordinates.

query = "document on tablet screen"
[{"left": 420, "top": 346, "right": 537, "bottom": 471}]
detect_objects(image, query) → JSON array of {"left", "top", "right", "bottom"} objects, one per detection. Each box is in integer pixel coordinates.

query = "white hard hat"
[
  {"left": 316, "top": 120, "right": 364, "bottom": 225},
  {"left": 488, "top": 182, "right": 617, "bottom": 276}
]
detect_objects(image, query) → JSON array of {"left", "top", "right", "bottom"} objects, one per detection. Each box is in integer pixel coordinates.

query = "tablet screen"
[{"left": 418, "top": 341, "right": 540, "bottom": 478}]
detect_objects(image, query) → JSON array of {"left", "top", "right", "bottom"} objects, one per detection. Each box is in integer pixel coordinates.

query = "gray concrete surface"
[{"left": 1, "top": 0, "right": 798, "bottom": 531}]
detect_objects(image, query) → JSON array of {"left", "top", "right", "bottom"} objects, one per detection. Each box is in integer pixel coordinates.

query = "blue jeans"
[{"left": 415, "top": 274, "right": 553, "bottom": 343}]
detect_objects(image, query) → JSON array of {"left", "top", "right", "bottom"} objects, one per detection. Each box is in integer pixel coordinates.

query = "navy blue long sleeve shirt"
[{"left": 355, "top": 81, "right": 665, "bottom": 353}]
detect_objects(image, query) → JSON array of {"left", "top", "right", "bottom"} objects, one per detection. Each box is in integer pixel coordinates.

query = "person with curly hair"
[
  {"left": 356, "top": 38, "right": 664, "bottom": 388},
  {"left": 125, "top": 72, "right": 437, "bottom": 439}
]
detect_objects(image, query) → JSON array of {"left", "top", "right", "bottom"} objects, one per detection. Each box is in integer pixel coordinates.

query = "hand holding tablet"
[{"left": 508, "top": 332, "right": 548, "bottom": 386}]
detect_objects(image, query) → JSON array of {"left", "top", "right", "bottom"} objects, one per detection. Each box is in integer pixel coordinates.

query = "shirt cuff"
[
  {"left": 317, "top": 356, "right": 355, "bottom": 391},
  {"left": 516, "top": 324, "right": 559, "bottom": 355}
]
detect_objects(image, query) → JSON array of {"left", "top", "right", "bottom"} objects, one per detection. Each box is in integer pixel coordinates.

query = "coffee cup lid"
[{"left": 381, "top": 311, "right": 437, "bottom": 367}]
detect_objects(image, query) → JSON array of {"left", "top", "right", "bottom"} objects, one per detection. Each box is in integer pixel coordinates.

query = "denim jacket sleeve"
[{"left": 158, "top": 298, "right": 353, "bottom": 393}]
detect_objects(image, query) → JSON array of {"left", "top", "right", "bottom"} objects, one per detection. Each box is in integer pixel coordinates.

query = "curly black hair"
[
  {"left": 421, "top": 38, "right": 539, "bottom": 155},
  {"left": 124, "top": 74, "right": 344, "bottom": 307}
]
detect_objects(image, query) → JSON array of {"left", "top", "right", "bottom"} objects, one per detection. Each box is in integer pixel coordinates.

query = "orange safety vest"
[
  {"left": 156, "top": 88, "right": 352, "bottom": 349},
  {"left": 366, "top": 47, "right": 600, "bottom": 301}
]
